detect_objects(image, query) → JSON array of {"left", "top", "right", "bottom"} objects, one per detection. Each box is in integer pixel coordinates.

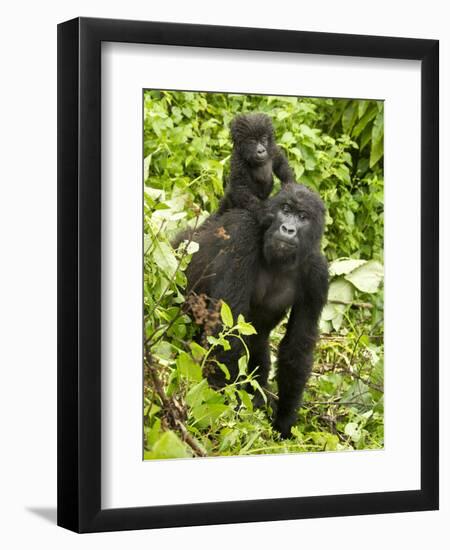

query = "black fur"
[
  {"left": 217, "top": 113, "right": 295, "bottom": 215},
  {"left": 181, "top": 183, "right": 328, "bottom": 438}
]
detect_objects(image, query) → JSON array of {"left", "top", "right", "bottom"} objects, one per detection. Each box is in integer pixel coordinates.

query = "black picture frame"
[{"left": 57, "top": 17, "right": 439, "bottom": 533}]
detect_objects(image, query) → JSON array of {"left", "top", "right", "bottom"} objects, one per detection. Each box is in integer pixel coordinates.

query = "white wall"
[{"left": 0, "top": 1, "right": 447, "bottom": 547}]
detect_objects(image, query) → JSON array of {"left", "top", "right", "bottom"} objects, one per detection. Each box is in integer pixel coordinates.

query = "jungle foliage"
[{"left": 143, "top": 90, "right": 384, "bottom": 458}]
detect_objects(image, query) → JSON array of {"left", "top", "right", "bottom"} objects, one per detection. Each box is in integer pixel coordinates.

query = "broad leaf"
[
  {"left": 370, "top": 112, "right": 384, "bottom": 167},
  {"left": 328, "top": 278, "right": 354, "bottom": 303},
  {"left": 345, "top": 260, "right": 383, "bottom": 293},
  {"left": 329, "top": 258, "right": 366, "bottom": 276},
  {"left": 176, "top": 352, "right": 202, "bottom": 382},
  {"left": 153, "top": 241, "right": 178, "bottom": 279},
  {"left": 220, "top": 301, "right": 233, "bottom": 328},
  {"left": 192, "top": 403, "right": 228, "bottom": 428},
  {"left": 149, "top": 431, "right": 191, "bottom": 459},
  {"left": 237, "top": 320, "right": 257, "bottom": 335}
]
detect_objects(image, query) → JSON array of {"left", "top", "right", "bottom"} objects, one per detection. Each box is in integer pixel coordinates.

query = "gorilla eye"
[
  {"left": 281, "top": 204, "right": 291, "bottom": 214},
  {"left": 261, "top": 136, "right": 269, "bottom": 146},
  {"left": 298, "top": 211, "right": 309, "bottom": 221}
]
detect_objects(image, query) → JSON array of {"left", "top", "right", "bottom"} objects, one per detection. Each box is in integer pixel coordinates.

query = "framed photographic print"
[{"left": 57, "top": 17, "right": 439, "bottom": 533}]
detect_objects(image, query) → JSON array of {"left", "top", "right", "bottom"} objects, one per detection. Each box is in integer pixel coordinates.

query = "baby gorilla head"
[
  {"left": 230, "top": 113, "right": 276, "bottom": 166},
  {"left": 262, "top": 183, "right": 325, "bottom": 266}
]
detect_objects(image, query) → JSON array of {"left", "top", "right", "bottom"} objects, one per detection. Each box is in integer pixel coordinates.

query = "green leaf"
[
  {"left": 298, "top": 145, "right": 317, "bottom": 172},
  {"left": 359, "top": 123, "right": 373, "bottom": 151},
  {"left": 179, "top": 240, "right": 199, "bottom": 255},
  {"left": 144, "top": 154, "right": 152, "bottom": 181},
  {"left": 358, "top": 100, "right": 369, "bottom": 119},
  {"left": 369, "top": 112, "right": 384, "bottom": 167},
  {"left": 206, "top": 335, "right": 221, "bottom": 347},
  {"left": 216, "top": 361, "right": 231, "bottom": 380},
  {"left": 176, "top": 352, "right": 202, "bottom": 382},
  {"left": 321, "top": 303, "right": 338, "bottom": 321},
  {"left": 342, "top": 102, "right": 357, "bottom": 134},
  {"left": 352, "top": 105, "right": 377, "bottom": 138},
  {"left": 329, "top": 258, "right": 366, "bottom": 276},
  {"left": 300, "top": 124, "right": 320, "bottom": 143},
  {"left": 192, "top": 403, "right": 228, "bottom": 428},
  {"left": 238, "top": 389, "right": 253, "bottom": 411},
  {"left": 185, "top": 379, "right": 209, "bottom": 408},
  {"left": 144, "top": 234, "right": 153, "bottom": 255},
  {"left": 328, "top": 278, "right": 354, "bottom": 303},
  {"left": 276, "top": 111, "right": 290, "bottom": 121},
  {"left": 190, "top": 341, "right": 206, "bottom": 360},
  {"left": 334, "top": 165, "right": 351, "bottom": 185},
  {"left": 153, "top": 340, "right": 172, "bottom": 361},
  {"left": 325, "top": 278, "right": 354, "bottom": 332},
  {"left": 250, "top": 379, "right": 267, "bottom": 404},
  {"left": 344, "top": 210, "right": 355, "bottom": 227},
  {"left": 237, "top": 320, "right": 257, "bottom": 335},
  {"left": 331, "top": 313, "right": 344, "bottom": 331},
  {"left": 319, "top": 318, "right": 332, "bottom": 333},
  {"left": 144, "top": 186, "right": 165, "bottom": 200},
  {"left": 308, "top": 431, "right": 340, "bottom": 451},
  {"left": 345, "top": 260, "right": 384, "bottom": 293},
  {"left": 153, "top": 241, "right": 178, "bottom": 279},
  {"left": 220, "top": 301, "right": 233, "bottom": 328},
  {"left": 149, "top": 431, "right": 191, "bottom": 459},
  {"left": 218, "top": 428, "right": 239, "bottom": 452},
  {"left": 144, "top": 418, "right": 161, "bottom": 448},
  {"left": 144, "top": 403, "right": 161, "bottom": 419},
  {"left": 344, "top": 422, "right": 362, "bottom": 443},
  {"left": 238, "top": 355, "right": 247, "bottom": 377},
  {"left": 281, "top": 131, "right": 295, "bottom": 145},
  {"left": 208, "top": 335, "right": 231, "bottom": 351}
]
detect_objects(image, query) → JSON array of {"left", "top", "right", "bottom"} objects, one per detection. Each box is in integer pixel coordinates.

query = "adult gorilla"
[{"left": 181, "top": 183, "right": 328, "bottom": 438}]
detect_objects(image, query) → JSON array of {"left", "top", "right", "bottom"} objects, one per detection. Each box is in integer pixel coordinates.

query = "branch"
[
  {"left": 144, "top": 348, "right": 206, "bottom": 457},
  {"left": 144, "top": 220, "right": 166, "bottom": 256},
  {"left": 145, "top": 249, "right": 223, "bottom": 348},
  {"left": 329, "top": 299, "right": 373, "bottom": 309}
]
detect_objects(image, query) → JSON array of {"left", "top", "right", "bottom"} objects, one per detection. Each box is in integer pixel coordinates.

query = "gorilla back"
[{"left": 181, "top": 183, "right": 328, "bottom": 438}]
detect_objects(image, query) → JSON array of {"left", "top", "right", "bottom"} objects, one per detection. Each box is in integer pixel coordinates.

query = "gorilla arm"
[
  {"left": 272, "top": 146, "right": 295, "bottom": 185},
  {"left": 274, "top": 253, "right": 328, "bottom": 438}
]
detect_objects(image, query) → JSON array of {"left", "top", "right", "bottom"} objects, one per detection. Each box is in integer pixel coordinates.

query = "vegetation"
[{"left": 143, "top": 90, "right": 384, "bottom": 458}]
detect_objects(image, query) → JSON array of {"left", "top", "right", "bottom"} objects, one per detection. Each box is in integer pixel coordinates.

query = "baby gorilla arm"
[{"left": 273, "top": 146, "right": 295, "bottom": 185}]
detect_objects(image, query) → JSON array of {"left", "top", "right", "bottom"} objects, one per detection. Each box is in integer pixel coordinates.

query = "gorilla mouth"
[
  {"left": 264, "top": 238, "right": 298, "bottom": 265},
  {"left": 274, "top": 236, "right": 297, "bottom": 249}
]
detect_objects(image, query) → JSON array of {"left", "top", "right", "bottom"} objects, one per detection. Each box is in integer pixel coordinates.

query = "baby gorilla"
[{"left": 217, "top": 113, "right": 295, "bottom": 215}]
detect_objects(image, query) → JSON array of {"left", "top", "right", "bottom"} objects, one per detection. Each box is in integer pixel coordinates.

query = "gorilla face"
[
  {"left": 230, "top": 113, "right": 276, "bottom": 166},
  {"left": 246, "top": 134, "right": 270, "bottom": 165},
  {"left": 262, "top": 184, "right": 325, "bottom": 266}
]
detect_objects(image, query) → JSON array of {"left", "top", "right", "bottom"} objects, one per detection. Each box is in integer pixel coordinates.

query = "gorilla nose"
[
  {"left": 256, "top": 145, "right": 266, "bottom": 155},
  {"left": 280, "top": 223, "right": 296, "bottom": 238}
]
